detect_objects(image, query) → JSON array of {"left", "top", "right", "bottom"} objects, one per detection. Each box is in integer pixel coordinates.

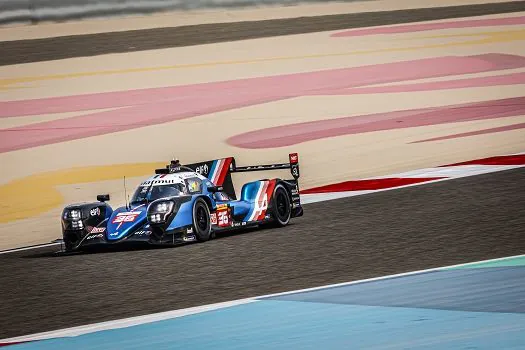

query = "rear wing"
[
  {"left": 155, "top": 153, "right": 300, "bottom": 200},
  {"left": 231, "top": 153, "right": 300, "bottom": 180}
]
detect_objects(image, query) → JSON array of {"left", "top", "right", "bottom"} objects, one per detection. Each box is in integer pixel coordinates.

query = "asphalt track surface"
[
  {"left": 2, "top": 1, "right": 525, "bottom": 66},
  {"left": 0, "top": 168, "right": 524, "bottom": 339}
]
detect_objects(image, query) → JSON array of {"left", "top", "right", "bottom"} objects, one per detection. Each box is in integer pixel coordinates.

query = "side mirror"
[
  {"left": 97, "top": 194, "right": 110, "bottom": 202},
  {"left": 207, "top": 186, "right": 223, "bottom": 193}
]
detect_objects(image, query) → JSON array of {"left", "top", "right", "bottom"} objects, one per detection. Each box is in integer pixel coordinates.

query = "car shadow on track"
[
  {"left": 19, "top": 223, "right": 296, "bottom": 259},
  {"left": 20, "top": 243, "right": 173, "bottom": 258}
]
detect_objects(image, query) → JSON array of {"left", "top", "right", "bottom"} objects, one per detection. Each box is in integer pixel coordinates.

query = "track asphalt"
[
  {"left": 0, "top": 168, "right": 524, "bottom": 339},
  {"left": 1, "top": 1, "right": 525, "bottom": 66}
]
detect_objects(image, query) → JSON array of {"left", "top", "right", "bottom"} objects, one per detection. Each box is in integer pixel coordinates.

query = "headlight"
[
  {"left": 154, "top": 202, "right": 173, "bottom": 213},
  {"left": 64, "top": 209, "right": 82, "bottom": 220},
  {"left": 71, "top": 220, "right": 84, "bottom": 229},
  {"left": 63, "top": 208, "right": 84, "bottom": 231},
  {"left": 148, "top": 201, "right": 174, "bottom": 224}
]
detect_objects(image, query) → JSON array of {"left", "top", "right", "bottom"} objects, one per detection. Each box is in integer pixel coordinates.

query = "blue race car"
[{"left": 59, "top": 153, "right": 303, "bottom": 252}]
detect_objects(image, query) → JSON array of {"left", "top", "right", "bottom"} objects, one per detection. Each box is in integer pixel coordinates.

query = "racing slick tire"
[
  {"left": 271, "top": 184, "right": 291, "bottom": 227},
  {"left": 193, "top": 198, "right": 212, "bottom": 242}
]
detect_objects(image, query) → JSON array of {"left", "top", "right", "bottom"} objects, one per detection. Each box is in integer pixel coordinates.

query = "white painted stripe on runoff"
[
  {"left": 2, "top": 253, "right": 523, "bottom": 344},
  {"left": 372, "top": 164, "right": 524, "bottom": 179},
  {"left": 300, "top": 189, "right": 376, "bottom": 204}
]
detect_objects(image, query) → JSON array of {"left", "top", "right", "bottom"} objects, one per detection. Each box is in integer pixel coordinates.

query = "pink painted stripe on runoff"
[
  {"left": 413, "top": 122, "right": 525, "bottom": 143},
  {"left": 319, "top": 72, "right": 525, "bottom": 95},
  {"left": 1, "top": 54, "right": 525, "bottom": 153},
  {"left": 227, "top": 97, "right": 525, "bottom": 149},
  {"left": 0, "top": 94, "right": 285, "bottom": 153},
  {"left": 331, "top": 15, "right": 525, "bottom": 37},
  {"left": 3, "top": 54, "right": 522, "bottom": 119}
]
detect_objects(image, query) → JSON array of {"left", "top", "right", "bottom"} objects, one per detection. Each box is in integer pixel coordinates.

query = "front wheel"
[
  {"left": 193, "top": 198, "right": 211, "bottom": 242},
  {"left": 271, "top": 184, "right": 291, "bottom": 227}
]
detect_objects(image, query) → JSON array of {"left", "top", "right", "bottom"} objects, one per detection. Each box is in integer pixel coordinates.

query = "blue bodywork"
[
  {"left": 61, "top": 155, "right": 303, "bottom": 251},
  {"left": 106, "top": 205, "right": 148, "bottom": 241},
  {"left": 84, "top": 178, "right": 271, "bottom": 246}
]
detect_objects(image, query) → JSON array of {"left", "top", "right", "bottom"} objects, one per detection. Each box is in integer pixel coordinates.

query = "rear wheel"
[
  {"left": 193, "top": 198, "right": 211, "bottom": 242},
  {"left": 271, "top": 184, "right": 291, "bottom": 227}
]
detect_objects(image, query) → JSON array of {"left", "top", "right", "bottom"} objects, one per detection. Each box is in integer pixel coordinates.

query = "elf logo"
[{"left": 195, "top": 164, "right": 209, "bottom": 175}]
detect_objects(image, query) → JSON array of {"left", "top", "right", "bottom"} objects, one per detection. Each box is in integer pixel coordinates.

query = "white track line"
[
  {"left": 0, "top": 299, "right": 257, "bottom": 343},
  {"left": 257, "top": 253, "right": 525, "bottom": 299},
  {"left": 1, "top": 253, "right": 523, "bottom": 344},
  {"left": 0, "top": 242, "right": 60, "bottom": 255}
]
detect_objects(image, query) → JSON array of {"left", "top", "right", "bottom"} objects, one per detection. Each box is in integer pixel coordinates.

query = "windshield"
[{"left": 131, "top": 183, "right": 186, "bottom": 204}]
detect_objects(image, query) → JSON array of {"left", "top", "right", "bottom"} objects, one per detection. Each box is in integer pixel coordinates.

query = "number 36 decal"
[
  {"left": 211, "top": 209, "right": 231, "bottom": 227},
  {"left": 112, "top": 212, "right": 140, "bottom": 224}
]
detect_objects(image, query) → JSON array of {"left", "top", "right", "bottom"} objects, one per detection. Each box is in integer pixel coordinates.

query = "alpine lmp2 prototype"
[{"left": 60, "top": 153, "right": 303, "bottom": 252}]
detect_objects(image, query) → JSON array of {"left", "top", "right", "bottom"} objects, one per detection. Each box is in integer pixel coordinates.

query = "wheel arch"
[
  {"left": 270, "top": 179, "right": 293, "bottom": 203},
  {"left": 196, "top": 195, "right": 214, "bottom": 211},
  {"left": 268, "top": 180, "right": 292, "bottom": 227}
]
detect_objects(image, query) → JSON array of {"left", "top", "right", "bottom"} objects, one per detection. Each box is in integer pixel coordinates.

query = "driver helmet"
[{"left": 188, "top": 179, "right": 200, "bottom": 192}]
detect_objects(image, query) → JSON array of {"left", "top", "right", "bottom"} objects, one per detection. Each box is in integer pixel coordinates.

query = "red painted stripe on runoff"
[
  {"left": 442, "top": 154, "right": 525, "bottom": 166},
  {"left": 301, "top": 177, "right": 444, "bottom": 194}
]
